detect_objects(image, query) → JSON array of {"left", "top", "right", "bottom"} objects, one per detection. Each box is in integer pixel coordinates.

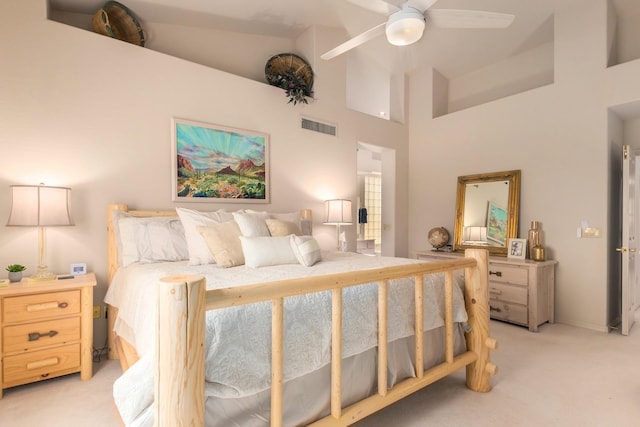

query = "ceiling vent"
[{"left": 301, "top": 117, "right": 337, "bottom": 137}]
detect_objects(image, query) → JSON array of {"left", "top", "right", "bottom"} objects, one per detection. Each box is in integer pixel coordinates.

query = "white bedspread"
[{"left": 106, "top": 252, "right": 467, "bottom": 424}]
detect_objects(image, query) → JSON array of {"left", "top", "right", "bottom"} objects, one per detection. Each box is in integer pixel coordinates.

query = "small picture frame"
[
  {"left": 70, "top": 263, "right": 87, "bottom": 275},
  {"left": 507, "top": 238, "right": 527, "bottom": 259}
]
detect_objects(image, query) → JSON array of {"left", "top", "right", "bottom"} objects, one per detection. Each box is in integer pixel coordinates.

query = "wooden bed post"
[
  {"left": 463, "top": 249, "right": 498, "bottom": 392},
  {"left": 155, "top": 275, "right": 206, "bottom": 427}
]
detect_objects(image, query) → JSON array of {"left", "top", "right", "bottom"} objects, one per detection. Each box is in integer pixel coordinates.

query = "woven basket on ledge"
[
  {"left": 265, "top": 53, "right": 314, "bottom": 90},
  {"left": 92, "top": 1, "right": 145, "bottom": 47}
]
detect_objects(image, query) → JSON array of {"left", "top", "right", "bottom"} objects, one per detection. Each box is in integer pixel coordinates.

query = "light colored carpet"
[{"left": 1, "top": 316, "right": 639, "bottom": 427}]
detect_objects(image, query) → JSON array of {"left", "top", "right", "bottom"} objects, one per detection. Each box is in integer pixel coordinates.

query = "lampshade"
[
  {"left": 385, "top": 7, "right": 425, "bottom": 46},
  {"left": 464, "top": 226, "right": 487, "bottom": 243},
  {"left": 7, "top": 185, "right": 74, "bottom": 227},
  {"left": 323, "top": 199, "right": 353, "bottom": 225}
]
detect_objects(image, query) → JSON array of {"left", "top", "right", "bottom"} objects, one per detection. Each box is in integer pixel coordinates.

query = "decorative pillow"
[
  {"left": 232, "top": 211, "right": 270, "bottom": 237},
  {"left": 176, "top": 207, "right": 234, "bottom": 265},
  {"left": 197, "top": 222, "right": 244, "bottom": 268},
  {"left": 239, "top": 236, "right": 298, "bottom": 268},
  {"left": 114, "top": 211, "right": 188, "bottom": 267},
  {"left": 265, "top": 219, "right": 302, "bottom": 236},
  {"left": 290, "top": 235, "right": 322, "bottom": 267}
]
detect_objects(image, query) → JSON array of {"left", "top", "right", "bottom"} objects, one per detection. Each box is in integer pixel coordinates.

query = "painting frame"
[
  {"left": 171, "top": 118, "right": 270, "bottom": 203},
  {"left": 486, "top": 201, "right": 508, "bottom": 245},
  {"left": 507, "top": 238, "right": 527, "bottom": 259}
]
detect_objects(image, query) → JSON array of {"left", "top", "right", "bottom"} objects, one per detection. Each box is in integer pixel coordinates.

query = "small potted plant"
[{"left": 6, "top": 264, "right": 26, "bottom": 282}]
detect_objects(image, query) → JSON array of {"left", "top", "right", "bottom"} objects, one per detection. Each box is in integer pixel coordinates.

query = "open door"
[{"left": 619, "top": 145, "right": 639, "bottom": 335}]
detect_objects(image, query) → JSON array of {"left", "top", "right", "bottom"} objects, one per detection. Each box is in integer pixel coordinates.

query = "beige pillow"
[
  {"left": 197, "top": 222, "right": 244, "bottom": 268},
  {"left": 176, "top": 207, "right": 234, "bottom": 265},
  {"left": 265, "top": 219, "right": 301, "bottom": 236}
]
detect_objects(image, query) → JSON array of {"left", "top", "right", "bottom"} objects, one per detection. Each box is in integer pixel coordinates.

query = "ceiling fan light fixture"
[{"left": 385, "top": 7, "right": 425, "bottom": 46}]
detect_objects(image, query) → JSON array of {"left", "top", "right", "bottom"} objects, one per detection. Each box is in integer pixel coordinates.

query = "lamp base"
[
  {"left": 28, "top": 275, "right": 57, "bottom": 282},
  {"left": 28, "top": 264, "right": 56, "bottom": 282}
]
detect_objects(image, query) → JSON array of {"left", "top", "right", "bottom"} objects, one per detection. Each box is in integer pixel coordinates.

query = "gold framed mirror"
[{"left": 454, "top": 170, "right": 521, "bottom": 256}]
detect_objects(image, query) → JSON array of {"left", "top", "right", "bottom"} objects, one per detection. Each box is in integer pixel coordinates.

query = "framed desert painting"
[{"left": 172, "top": 118, "right": 269, "bottom": 203}]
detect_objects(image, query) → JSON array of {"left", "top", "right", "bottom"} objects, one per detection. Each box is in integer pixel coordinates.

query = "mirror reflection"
[{"left": 454, "top": 170, "right": 521, "bottom": 256}]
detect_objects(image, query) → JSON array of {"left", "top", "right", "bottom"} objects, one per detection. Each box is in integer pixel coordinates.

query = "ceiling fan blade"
[
  {"left": 427, "top": 9, "right": 515, "bottom": 29},
  {"left": 406, "top": 0, "right": 439, "bottom": 13},
  {"left": 321, "top": 22, "right": 387, "bottom": 60},
  {"left": 347, "top": 0, "right": 399, "bottom": 16}
]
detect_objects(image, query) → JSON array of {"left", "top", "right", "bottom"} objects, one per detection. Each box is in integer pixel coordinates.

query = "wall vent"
[{"left": 301, "top": 117, "right": 337, "bottom": 136}]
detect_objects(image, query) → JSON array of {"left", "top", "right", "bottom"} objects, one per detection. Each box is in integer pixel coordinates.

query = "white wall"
[
  {"left": 0, "top": 1, "right": 408, "bottom": 346},
  {"left": 408, "top": 0, "right": 640, "bottom": 332}
]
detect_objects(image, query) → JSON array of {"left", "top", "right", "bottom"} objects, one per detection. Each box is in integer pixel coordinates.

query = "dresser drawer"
[
  {"left": 3, "top": 343, "right": 80, "bottom": 387},
  {"left": 488, "top": 264, "right": 528, "bottom": 286},
  {"left": 3, "top": 317, "right": 80, "bottom": 354},
  {"left": 489, "top": 282, "right": 527, "bottom": 305},
  {"left": 3, "top": 290, "right": 80, "bottom": 323},
  {"left": 489, "top": 300, "right": 528, "bottom": 326}
]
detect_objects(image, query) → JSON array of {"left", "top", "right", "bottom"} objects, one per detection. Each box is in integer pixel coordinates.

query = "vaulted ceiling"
[{"left": 50, "top": 0, "right": 639, "bottom": 78}]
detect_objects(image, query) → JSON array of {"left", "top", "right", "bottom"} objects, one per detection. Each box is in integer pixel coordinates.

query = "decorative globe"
[{"left": 428, "top": 227, "right": 449, "bottom": 250}]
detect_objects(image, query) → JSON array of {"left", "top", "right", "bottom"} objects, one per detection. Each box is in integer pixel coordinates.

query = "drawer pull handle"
[
  {"left": 27, "top": 357, "right": 59, "bottom": 370},
  {"left": 489, "top": 271, "right": 502, "bottom": 277},
  {"left": 490, "top": 306, "right": 502, "bottom": 313},
  {"left": 28, "top": 330, "right": 59, "bottom": 341},
  {"left": 26, "top": 301, "right": 68, "bottom": 312},
  {"left": 489, "top": 288, "right": 502, "bottom": 295}
]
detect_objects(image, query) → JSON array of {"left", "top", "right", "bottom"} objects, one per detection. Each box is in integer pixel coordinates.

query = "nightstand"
[
  {"left": 417, "top": 251, "right": 557, "bottom": 332},
  {"left": 0, "top": 273, "right": 96, "bottom": 398}
]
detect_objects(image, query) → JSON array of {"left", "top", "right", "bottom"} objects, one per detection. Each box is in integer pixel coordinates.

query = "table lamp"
[
  {"left": 6, "top": 184, "right": 74, "bottom": 281},
  {"left": 323, "top": 199, "right": 352, "bottom": 251}
]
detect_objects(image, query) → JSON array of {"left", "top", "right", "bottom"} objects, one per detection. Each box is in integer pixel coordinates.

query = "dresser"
[
  {"left": 0, "top": 273, "right": 96, "bottom": 398},
  {"left": 416, "top": 251, "right": 557, "bottom": 332}
]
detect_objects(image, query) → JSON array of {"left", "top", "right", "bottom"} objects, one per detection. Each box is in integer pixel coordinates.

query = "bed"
[{"left": 104, "top": 204, "right": 496, "bottom": 427}]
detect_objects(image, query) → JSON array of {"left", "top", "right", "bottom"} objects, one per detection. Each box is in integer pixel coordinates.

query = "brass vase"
[{"left": 531, "top": 245, "right": 546, "bottom": 261}]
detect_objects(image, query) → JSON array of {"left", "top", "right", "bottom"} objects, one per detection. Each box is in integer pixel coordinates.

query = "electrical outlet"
[{"left": 93, "top": 305, "right": 101, "bottom": 319}]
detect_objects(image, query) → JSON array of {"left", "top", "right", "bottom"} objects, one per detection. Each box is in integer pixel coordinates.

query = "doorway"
[{"left": 356, "top": 142, "right": 396, "bottom": 256}]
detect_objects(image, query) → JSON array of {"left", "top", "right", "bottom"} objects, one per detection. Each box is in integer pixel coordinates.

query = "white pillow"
[
  {"left": 176, "top": 207, "right": 234, "bottom": 265},
  {"left": 115, "top": 212, "right": 188, "bottom": 267},
  {"left": 233, "top": 211, "right": 270, "bottom": 237},
  {"left": 265, "top": 219, "right": 302, "bottom": 236},
  {"left": 290, "top": 235, "right": 322, "bottom": 267},
  {"left": 239, "top": 236, "right": 298, "bottom": 268},
  {"left": 197, "top": 222, "right": 244, "bottom": 268},
  {"left": 144, "top": 220, "right": 189, "bottom": 263}
]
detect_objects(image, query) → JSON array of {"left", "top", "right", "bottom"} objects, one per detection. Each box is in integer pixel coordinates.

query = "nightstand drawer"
[
  {"left": 3, "top": 343, "right": 80, "bottom": 387},
  {"left": 489, "top": 282, "right": 527, "bottom": 305},
  {"left": 3, "top": 290, "right": 80, "bottom": 323},
  {"left": 488, "top": 264, "right": 528, "bottom": 286},
  {"left": 489, "top": 300, "right": 527, "bottom": 325},
  {"left": 3, "top": 317, "right": 80, "bottom": 354}
]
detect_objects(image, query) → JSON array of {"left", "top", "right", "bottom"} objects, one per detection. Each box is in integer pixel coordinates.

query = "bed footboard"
[{"left": 155, "top": 249, "right": 495, "bottom": 427}]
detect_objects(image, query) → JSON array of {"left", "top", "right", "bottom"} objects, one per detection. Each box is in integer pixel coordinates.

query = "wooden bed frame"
[{"left": 106, "top": 204, "right": 497, "bottom": 427}]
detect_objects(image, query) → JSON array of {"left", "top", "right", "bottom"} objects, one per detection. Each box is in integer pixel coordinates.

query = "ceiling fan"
[{"left": 321, "top": 0, "right": 515, "bottom": 60}]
